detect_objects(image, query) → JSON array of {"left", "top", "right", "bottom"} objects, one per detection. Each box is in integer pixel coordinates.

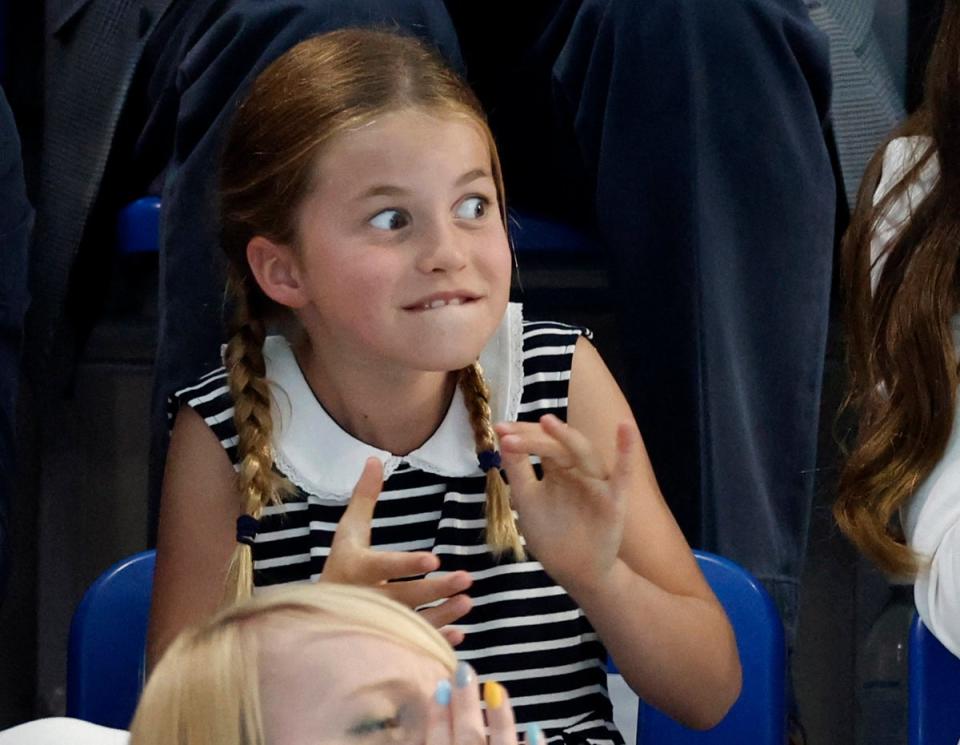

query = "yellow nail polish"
[{"left": 484, "top": 681, "right": 504, "bottom": 710}]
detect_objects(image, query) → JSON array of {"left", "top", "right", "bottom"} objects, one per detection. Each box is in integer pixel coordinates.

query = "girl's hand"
[
  {"left": 427, "top": 664, "right": 538, "bottom": 745},
  {"left": 322, "top": 457, "right": 473, "bottom": 645},
  {"left": 495, "top": 415, "right": 638, "bottom": 595}
]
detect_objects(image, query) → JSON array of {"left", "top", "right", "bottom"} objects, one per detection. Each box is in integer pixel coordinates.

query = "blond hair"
[
  {"left": 219, "top": 28, "right": 522, "bottom": 603},
  {"left": 130, "top": 583, "right": 457, "bottom": 745}
]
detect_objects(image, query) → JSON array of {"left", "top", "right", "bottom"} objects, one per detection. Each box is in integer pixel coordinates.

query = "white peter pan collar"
[{"left": 262, "top": 303, "right": 524, "bottom": 500}]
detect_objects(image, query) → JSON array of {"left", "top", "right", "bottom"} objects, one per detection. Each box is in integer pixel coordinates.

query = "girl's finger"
[
  {"left": 440, "top": 626, "right": 466, "bottom": 647},
  {"left": 609, "top": 421, "right": 638, "bottom": 494},
  {"left": 537, "top": 414, "right": 605, "bottom": 476},
  {"left": 451, "top": 663, "right": 485, "bottom": 745},
  {"left": 383, "top": 571, "right": 472, "bottom": 609},
  {"left": 499, "top": 432, "right": 575, "bottom": 469},
  {"left": 426, "top": 679, "right": 453, "bottom": 745},
  {"left": 483, "top": 682, "right": 519, "bottom": 745},
  {"left": 416, "top": 593, "right": 473, "bottom": 629},
  {"left": 498, "top": 449, "right": 539, "bottom": 508},
  {"left": 337, "top": 457, "right": 385, "bottom": 543},
  {"left": 356, "top": 549, "right": 440, "bottom": 584}
]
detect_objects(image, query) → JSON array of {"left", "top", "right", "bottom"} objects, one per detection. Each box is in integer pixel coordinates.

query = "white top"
[
  {"left": 0, "top": 718, "right": 128, "bottom": 745},
  {"left": 871, "top": 136, "right": 960, "bottom": 656},
  {"left": 261, "top": 302, "right": 525, "bottom": 499}
]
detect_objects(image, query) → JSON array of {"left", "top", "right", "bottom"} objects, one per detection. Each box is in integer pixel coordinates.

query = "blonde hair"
[
  {"left": 130, "top": 583, "right": 457, "bottom": 745},
  {"left": 219, "top": 28, "right": 523, "bottom": 603}
]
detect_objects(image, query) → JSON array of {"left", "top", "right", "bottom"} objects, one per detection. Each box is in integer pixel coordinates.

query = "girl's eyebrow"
[
  {"left": 351, "top": 677, "right": 423, "bottom": 697},
  {"left": 356, "top": 168, "right": 492, "bottom": 201},
  {"left": 453, "top": 168, "right": 491, "bottom": 187}
]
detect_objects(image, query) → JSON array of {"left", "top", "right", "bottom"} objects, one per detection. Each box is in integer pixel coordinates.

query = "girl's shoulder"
[
  {"left": 168, "top": 365, "right": 232, "bottom": 422},
  {"left": 167, "top": 364, "right": 238, "bottom": 463}
]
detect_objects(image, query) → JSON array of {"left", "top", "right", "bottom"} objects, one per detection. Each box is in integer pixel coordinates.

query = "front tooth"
[
  {"left": 449, "top": 298, "right": 462, "bottom": 306},
  {"left": 429, "top": 298, "right": 446, "bottom": 309}
]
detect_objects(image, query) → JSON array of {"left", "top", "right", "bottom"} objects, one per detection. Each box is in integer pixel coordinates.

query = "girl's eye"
[
  {"left": 349, "top": 714, "right": 401, "bottom": 737},
  {"left": 455, "top": 196, "right": 488, "bottom": 220},
  {"left": 369, "top": 209, "right": 410, "bottom": 231}
]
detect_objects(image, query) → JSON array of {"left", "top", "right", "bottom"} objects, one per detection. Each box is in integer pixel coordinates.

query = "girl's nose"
[{"left": 416, "top": 220, "right": 468, "bottom": 273}]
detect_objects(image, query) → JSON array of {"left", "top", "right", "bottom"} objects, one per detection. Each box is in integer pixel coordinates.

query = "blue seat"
[
  {"left": 636, "top": 550, "right": 787, "bottom": 745},
  {"left": 908, "top": 614, "right": 960, "bottom": 745},
  {"left": 116, "top": 197, "right": 161, "bottom": 255},
  {"left": 66, "top": 550, "right": 156, "bottom": 730}
]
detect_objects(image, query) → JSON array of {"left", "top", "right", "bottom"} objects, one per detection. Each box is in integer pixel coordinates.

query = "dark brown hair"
[
  {"left": 218, "top": 29, "right": 521, "bottom": 601},
  {"left": 836, "top": 1, "right": 960, "bottom": 576}
]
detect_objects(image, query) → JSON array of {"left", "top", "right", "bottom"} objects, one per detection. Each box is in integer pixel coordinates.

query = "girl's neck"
[{"left": 294, "top": 341, "right": 458, "bottom": 456}]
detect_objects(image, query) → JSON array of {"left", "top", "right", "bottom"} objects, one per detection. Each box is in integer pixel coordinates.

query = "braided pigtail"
[
  {"left": 222, "top": 279, "right": 289, "bottom": 604},
  {"left": 458, "top": 362, "right": 524, "bottom": 561}
]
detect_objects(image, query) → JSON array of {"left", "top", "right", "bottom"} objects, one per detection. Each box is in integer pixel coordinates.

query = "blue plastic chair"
[
  {"left": 908, "top": 614, "right": 960, "bottom": 745},
  {"left": 117, "top": 197, "right": 161, "bottom": 255},
  {"left": 66, "top": 550, "right": 156, "bottom": 730},
  {"left": 636, "top": 550, "right": 787, "bottom": 745}
]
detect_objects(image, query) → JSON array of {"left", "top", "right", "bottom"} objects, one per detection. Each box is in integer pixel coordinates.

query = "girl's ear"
[{"left": 246, "top": 236, "right": 309, "bottom": 309}]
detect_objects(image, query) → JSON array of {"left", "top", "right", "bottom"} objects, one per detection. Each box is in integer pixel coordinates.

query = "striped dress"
[{"left": 172, "top": 304, "right": 623, "bottom": 745}]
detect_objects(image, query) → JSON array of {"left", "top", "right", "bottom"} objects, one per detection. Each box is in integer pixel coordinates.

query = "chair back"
[
  {"left": 637, "top": 550, "right": 786, "bottom": 744},
  {"left": 908, "top": 614, "right": 960, "bottom": 745},
  {"left": 66, "top": 550, "right": 156, "bottom": 729}
]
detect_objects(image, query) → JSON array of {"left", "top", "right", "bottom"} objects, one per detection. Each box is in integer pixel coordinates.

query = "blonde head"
[
  {"left": 219, "top": 28, "right": 522, "bottom": 602},
  {"left": 130, "top": 583, "right": 457, "bottom": 745}
]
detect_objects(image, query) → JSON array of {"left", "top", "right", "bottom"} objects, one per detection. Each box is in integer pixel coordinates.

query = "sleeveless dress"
[{"left": 171, "top": 303, "right": 624, "bottom": 745}]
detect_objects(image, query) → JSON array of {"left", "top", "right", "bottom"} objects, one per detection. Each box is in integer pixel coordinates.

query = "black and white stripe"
[{"left": 172, "top": 320, "right": 622, "bottom": 745}]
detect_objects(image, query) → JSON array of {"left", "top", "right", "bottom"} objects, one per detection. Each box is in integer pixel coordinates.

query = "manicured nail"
[
  {"left": 483, "top": 681, "right": 504, "bottom": 709},
  {"left": 526, "top": 723, "right": 542, "bottom": 745},
  {"left": 435, "top": 679, "right": 452, "bottom": 706},
  {"left": 455, "top": 662, "right": 473, "bottom": 688}
]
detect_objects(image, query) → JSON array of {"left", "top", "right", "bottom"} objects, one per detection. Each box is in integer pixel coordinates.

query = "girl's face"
[
  {"left": 291, "top": 107, "right": 512, "bottom": 375},
  {"left": 258, "top": 626, "right": 450, "bottom": 745}
]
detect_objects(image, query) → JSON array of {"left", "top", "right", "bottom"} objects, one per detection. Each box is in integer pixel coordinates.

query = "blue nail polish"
[
  {"left": 526, "top": 723, "right": 542, "bottom": 745},
  {"left": 435, "top": 679, "right": 452, "bottom": 706},
  {"left": 455, "top": 662, "right": 472, "bottom": 688}
]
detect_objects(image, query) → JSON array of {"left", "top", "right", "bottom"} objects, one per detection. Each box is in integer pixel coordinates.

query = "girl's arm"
[
  {"left": 496, "top": 337, "right": 741, "bottom": 729},
  {"left": 147, "top": 406, "right": 240, "bottom": 669}
]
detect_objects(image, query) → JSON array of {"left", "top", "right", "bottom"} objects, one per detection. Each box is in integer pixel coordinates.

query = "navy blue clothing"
[
  {"left": 0, "top": 86, "right": 32, "bottom": 597},
  {"left": 446, "top": 1, "right": 836, "bottom": 638}
]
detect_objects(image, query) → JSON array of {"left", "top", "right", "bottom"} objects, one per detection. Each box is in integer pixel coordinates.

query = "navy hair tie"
[
  {"left": 478, "top": 449, "right": 502, "bottom": 472},
  {"left": 236, "top": 514, "right": 260, "bottom": 546}
]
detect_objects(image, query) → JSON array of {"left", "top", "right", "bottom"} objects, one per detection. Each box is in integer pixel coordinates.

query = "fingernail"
[
  {"left": 499, "top": 468, "right": 509, "bottom": 485},
  {"left": 526, "top": 723, "right": 542, "bottom": 745},
  {"left": 455, "top": 662, "right": 473, "bottom": 688},
  {"left": 435, "top": 679, "right": 452, "bottom": 706},
  {"left": 483, "top": 681, "right": 504, "bottom": 709}
]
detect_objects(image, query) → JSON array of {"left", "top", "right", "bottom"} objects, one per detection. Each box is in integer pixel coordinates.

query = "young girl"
[
  {"left": 836, "top": 2, "right": 960, "bottom": 656},
  {"left": 150, "top": 28, "right": 740, "bottom": 739},
  {"left": 134, "top": 584, "right": 527, "bottom": 745}
]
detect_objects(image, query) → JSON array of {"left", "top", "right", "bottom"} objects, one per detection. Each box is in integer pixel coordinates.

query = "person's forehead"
[
  {"left": 318, "top": 108, "right": 491, "bottom": 173},
  {"left": 261, "top": 625, "right": 446, "bottom": 682}
]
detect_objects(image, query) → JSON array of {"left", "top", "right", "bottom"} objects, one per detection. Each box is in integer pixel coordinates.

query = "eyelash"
[{"left": 350, "top": 714, "right": 401, "bottom": 736}]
